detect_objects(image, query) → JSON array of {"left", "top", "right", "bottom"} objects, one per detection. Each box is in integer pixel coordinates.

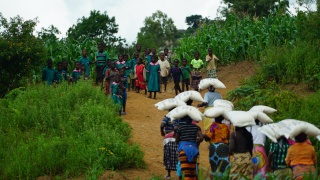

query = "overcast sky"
[{"left": 0, "top": 0, "right": 314, "bottom": 44}]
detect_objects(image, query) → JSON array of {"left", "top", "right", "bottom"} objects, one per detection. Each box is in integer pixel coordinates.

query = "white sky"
[{"left": 0, "top": 0, "right": 316, "bottom": 44}]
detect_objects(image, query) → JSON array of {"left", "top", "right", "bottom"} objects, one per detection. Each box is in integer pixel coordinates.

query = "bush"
[{"left": 0, "top": 81, "right": 145, "bottom": 179}]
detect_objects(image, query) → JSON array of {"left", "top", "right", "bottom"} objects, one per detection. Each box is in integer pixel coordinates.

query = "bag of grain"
[
  {"left": 247, "top": 111, "right": 273, "bottom": 123},
  {"left": 204, "top": 106, "right": 230, "bottom": 119},
  {"left": 174, "top": 90, "right": 204, "bottom": 102},
  {"left": 249, "top": 105, "right": 277, "bottom": 114},
  {"left": 258, "top": 123, "right": 282, "bottom": 143},
  {"left": 226, "top": 111, "right": 256, "bottom": 127},
  {"left": 166, "top": 105, "right": 203, "bottom": 121},
  {"left": 198, "top": 78, "right": 226, "bottom": 90},
  {"left": 154, "top": 98, "right": 186, "bottom": 111},
  {"left": 278, "top": 119, "right": 320, "bottom": 139},
  {"left": 213, "top": 99, "right": 234, "bottom": 110}
]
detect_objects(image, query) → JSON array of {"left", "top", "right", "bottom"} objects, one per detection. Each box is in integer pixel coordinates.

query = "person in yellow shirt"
[
  {"left": 203, "top": 115, "right": 230, "bottom": 177},
  {"left": 206, "top": 48, "right": 219, "bottom": 78},
  {"left": 285, "top": 133, "right": 317, "bottom": 180},
  {"left": 190, "top": 52, "right": 203, "bottom": 91}
]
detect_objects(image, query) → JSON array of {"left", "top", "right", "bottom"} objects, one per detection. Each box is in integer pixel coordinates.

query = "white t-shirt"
[
  {"left": 158, "top": 59, "right": 170, "bottom": 77},
  {"left": 246, "top": 125, "right": 266, "bottom": 146}
]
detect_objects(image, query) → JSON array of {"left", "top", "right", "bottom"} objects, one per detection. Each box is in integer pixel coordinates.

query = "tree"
[
  {"left": 222, "top": 0, "right": 289, "bottom": 17},
  {"left": 67, "top": 10, "right": 125, "bottom": 48},
  {"left": 186, "top": 15, "right": 202, "bottom": 28},
  {"left": 38, "top": 25, "right": 61, "bottom": 41},
  {"left": 0, "top": 14, "right": 47, "bottom": 96},
  {"left": 137, "top": 10, "right": 178, "bottom": 49}
]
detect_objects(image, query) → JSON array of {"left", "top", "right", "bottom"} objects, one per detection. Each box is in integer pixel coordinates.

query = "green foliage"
[
  {"left": 0, "top": 81, "right": 145, "bottom": 179},
  {"left": 137, "top": 10, "right": 178, "bottom": 50},
  {"left": 174, "top": 13, "right": 297, "bottom": 64},
  {"left": 222, "top": 0, "right": 288, "bottom": 17},
  {"left": 186, "top": 15, "right": 202, "bottom": 28},
  {"left": 67, "top": 10, "right": 126, "bottom": 48},
  {"left": 0, "top": 14, "right": 47, "bottom": 97},
  {"left": 296, "top": 10, "right": 320, "bottom": 42},
  {"left": 257, "top": 41, "right": 320, "bottom": 90}
]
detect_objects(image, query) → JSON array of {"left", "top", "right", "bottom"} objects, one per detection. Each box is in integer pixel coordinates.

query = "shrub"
[{"left": 0, "top": 81, "right": 145, "bottom": 179}]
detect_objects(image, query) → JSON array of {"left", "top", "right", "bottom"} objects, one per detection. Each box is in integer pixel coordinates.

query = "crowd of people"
[
  {"left": 41, "top": 43, "right": 317, "bottom": 180},
  {"left": 42, "top": 43, "right": 220, "bottom": 116}
]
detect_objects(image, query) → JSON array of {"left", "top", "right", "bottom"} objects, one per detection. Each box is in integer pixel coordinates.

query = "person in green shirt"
[
  {"left": 181, "top": 59, "right": 191, "bottom": 91},
  {"left": 95, "top": 43, "right": 109, "bottom": 86},
  {"left": 55, "top": 62, "right": 68, "bottom": 83},
  {"left": 123, "top": 54, "right": 132, "bottom": 91},
  {"left": 72, "top": 62, "right": 82, "bottom": 83},
  {"left": 42, "top": 59, "right": 56, "bottom": 86},
  {"left": 190, "top": 52, "right": 203, "bottom": 91},
  {"left": 79, "top": 49, "right": 93, "bottom": 80}
]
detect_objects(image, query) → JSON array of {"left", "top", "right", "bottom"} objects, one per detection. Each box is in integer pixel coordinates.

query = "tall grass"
[{"left": 0, "top": 81, "right": 144, "bottom": 179}]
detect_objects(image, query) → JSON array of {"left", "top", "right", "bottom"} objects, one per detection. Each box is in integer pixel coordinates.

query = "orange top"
[
  {"left": 205, "top": 122, "right": 229, "bottom": 144},
  {"left": 285, "top": 142, "right": 317, "bottom": 166}
]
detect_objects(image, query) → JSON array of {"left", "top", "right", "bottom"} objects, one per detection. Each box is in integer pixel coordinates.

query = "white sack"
[
  {"left": 198, "top": 78, "right": 226, "bottom": 90},
  {"left": 278, "top": 119, "right": 320, "bottom": 139},
  {"left": 249, "top": 105, "right": 277, "bottom": 114},
  {"left": 204, "top": 107, "right": 231, "bottom": 119},
  {"left": 174, "top": 90, "right": 204, "bottom": 102},
  {"left": 247, "top": 111, "right": 273, "bottom": 123},
  {"left": 226, "top": 111, "right": 256, "bottom": 127},
  {"left": 258, "top": 123, "right": 282, "bottom": 143},
  {"left": 214, "top": 99, "right": 234, "bottom": 110},
  {"left": 166, "top": 105, "right": 203, "bottom": 121},
  {"left": 154, "top": 98, "right": 186, "bottom": 111}
]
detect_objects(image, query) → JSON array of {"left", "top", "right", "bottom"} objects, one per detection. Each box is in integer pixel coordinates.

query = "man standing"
[
  {"left": 206, "top": 48, "right": 219, "bottom": 78},
  {"left": 95, "top": 43, "right": 109, "bottom": 87}
]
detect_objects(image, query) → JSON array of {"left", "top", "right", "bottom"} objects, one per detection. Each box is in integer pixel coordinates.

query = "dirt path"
[{"left": 99, "top": 61, "right": 256, "bottom": 180}]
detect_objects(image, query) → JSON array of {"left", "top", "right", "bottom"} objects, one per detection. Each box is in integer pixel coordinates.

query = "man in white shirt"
[{"left": 158, "top": 52, "right": 170, "bottom": 92}]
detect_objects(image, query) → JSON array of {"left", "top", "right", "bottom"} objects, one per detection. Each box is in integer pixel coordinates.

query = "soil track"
[{"left": 99, "top": 61, "right": 256, "bottom": 180}]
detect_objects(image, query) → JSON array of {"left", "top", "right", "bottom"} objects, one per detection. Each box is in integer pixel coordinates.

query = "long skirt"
[
  {"left": 163, "top": 141, "right": 178, "bottom": 171},
  {"left": 178, "top": 150, "right": 198, "bottom": 180},
  {"left": 209, "top": 143, "right": 230, "bottom": 173},
  {"left": 252, "top": 145, "right": 268, "bottom": 177},
  {"left": 292, "top": 165, "right": 316, "bottom": 180},
  {"left": 230, "top": 152, "right": 253, "bottom": 180},
  {"left": 191, "top": 70, "right": 202, "bottom": 89}
]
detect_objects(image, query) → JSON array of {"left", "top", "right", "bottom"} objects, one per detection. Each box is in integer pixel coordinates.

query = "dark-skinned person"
[
  {"left": 181, "top": 59, "right": 191, "bottom": 92},
  {"left": 55, "top": 61, "right": 67, "bottom": 83},
  {"left": 190, "top": 52, "right": 203, "bottom": 91},
  {"left": 95, "top": 43, "right": 109, "bottom": 86},
  {"left": 42, "top": 59, "right": 55, "bottom": 85},
  {"left": 268, "top": 136, "right": 292, "bottom": 179},
  {"left": 146, "top": 55, "right": 160, "bottom": 99},
  {"left": 79, "top": 49, "right": 93, "bottom": 80},
  {"left": 170, "top": 59, "right": 182, "bottom": 95},
  {"left": 105, "top": 61, "right": 119, "bottom": 95},
  {"left": 111, "top": 74, "right": 125, "bottom": 116},
  {"left": 158, "top": 52, "right": 170, "bottom": 93},
  {"left": 119, "top": 69, "right": 128, "bottom": 115},
  {"left": 71, "top": 61, "right": 82, "bottom": 83},
  {"left": 285, "top": 133, "right": 317, "bottom": 180},
  {"left": 205, "top": 48, "right": 219, "bottom": 78},
  {"left": 229, "top": 126, "right": 254, "bottom": 180},
  {"left": 175, "top": 115, "right": 204, "bottom": 180},
  {"left": 203, "top": 115, "right": 230, "bottom": 177},
  {"left": 135, "top": 57, "right": 147, "bottom": 94}
]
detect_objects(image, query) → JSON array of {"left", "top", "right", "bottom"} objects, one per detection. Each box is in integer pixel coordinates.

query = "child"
[
  {"left": 95, "top": 43, "right": 109, "bottom": 86},
  {"left": 55, "top": 62, "right": 68, "bottom": 83},
  {"left": 130, "top": 52, "right": 138, "bottom": 91},
  {"left": 158, "top": 52, "right": 170, "bottom": 92},
  {"left": 181, "top": 59, "right": 191, "bottom": 92},
  {"left": 170, "top": 59, "right": 182, "bottom": 95},
  {"left": 119, "top": 69, "right": 128, "bottom": 115},
  {"left": 42, "top": 59, "right": 55, "bottom": 85},
  {"left": 72, "top": 61, "right": 82, "bottom": 83},
  {"left": 190, "top": 52, "right": 203, "bottom": 91},
  {"left": 79, "top": 49, "right": 92, "bottom": 80},
  {"left": 123, "top": 54, "right": 131, "bottom": 90},
  {"left": 145, "top": 48, "right": 152, "bottom": 66},
  {"left": 206, "top": 48, "right": 219, "bottom": 78},
  {"left": 115, "top": 54, "right": 126, "bottom": 71},
  {"left": 111, "top": 74, "right": 125, "bottom": 116},
  {"left": 135, "top": 57, "right": 147, "bottom": 94},
  {"left": 105, "top": 61, "right": 119, "bottom": 95},
  {"left": 146, "top": 55, "right": 160, "bottom": 99}
]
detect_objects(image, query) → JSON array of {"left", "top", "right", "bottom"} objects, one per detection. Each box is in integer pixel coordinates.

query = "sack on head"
[
  {"left": 166, "top": 105, "right": 203, "bottom": 121},
  {"left": 249, "top": 105, "right": 277, "bottom": 114},
  {"left": 154, "top": 98, "right": 186, "bottom": 111},
  {"left": 174, "top": 90, "right": 204, "bottom": 102},
  {"left": 198, "top": 78, "right": 226, "bottom": 90}
]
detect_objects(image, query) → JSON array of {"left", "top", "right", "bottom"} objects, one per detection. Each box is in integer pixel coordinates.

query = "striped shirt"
[
  {"left": 96, "top": 51, "right": 109, "bottom": 67},
  {"left": 176, "top": 124, "right": 201, "bottom": 142},
  {"left": 269, "top": 139, "right": 290, "bottom": 170}
]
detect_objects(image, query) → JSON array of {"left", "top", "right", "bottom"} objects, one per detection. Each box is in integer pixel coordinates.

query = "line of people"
[{"left": 160, "top": 86, "right": 317, "bottom": 180}]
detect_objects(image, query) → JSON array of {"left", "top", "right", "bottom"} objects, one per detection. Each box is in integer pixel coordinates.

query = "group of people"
[
  {"left": 42, "top": 43, "right": 220, "bottom": 116},
  {"left": 160, "top": 87, "right": 317, "bottom": 180}
]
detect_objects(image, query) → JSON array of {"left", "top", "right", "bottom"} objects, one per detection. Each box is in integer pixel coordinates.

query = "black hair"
[
  {"left": 181, "top": 115, "right": 192, "bottom": 124},
  {"left": 182, "top": 58, "right": 187, "bottom": 62},
  {"left": 215, "top": 115, "right": 224, "bottom": 123},
  {"left": 57, "top": 62, "right": 63, "bottom": 66},
  {"left": 174, "top": 59, "right": 179, "bottom": 63},
  {"left": 295, "top": 133, "right": 307, "bottom": 143},
  {"left": 164, "top": 48, "right": 168, "bottom": 51},
  {"left": 123, "top": 54, "right": 128, "bottom": 57},
  {"left": 75, "top": 61, "right": 80, "bottom": 65},
  {"left": 47, "top": 59, "right": 53, "bottom": 63},
  {"left": 186, "top": 99, "right": 193, "bottom": 105}
]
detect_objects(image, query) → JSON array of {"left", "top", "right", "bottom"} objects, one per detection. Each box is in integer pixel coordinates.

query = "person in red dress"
[{"left": 135, "top": 57, "right": 147, "bottom": 94}]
